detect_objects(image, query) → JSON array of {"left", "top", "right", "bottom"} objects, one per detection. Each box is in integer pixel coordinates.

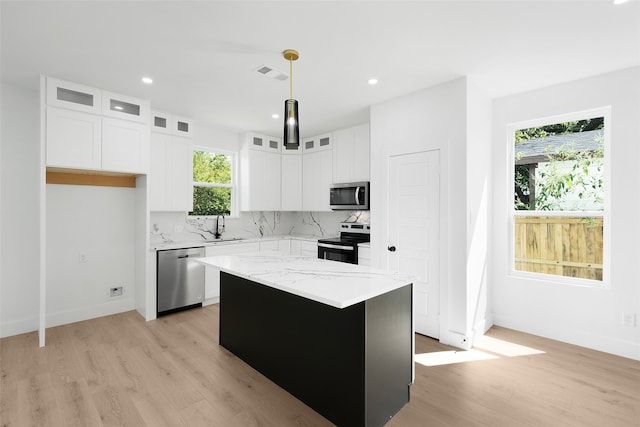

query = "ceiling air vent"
[{"left": 255, "top": 64, "right": 288, "bottom": 81}]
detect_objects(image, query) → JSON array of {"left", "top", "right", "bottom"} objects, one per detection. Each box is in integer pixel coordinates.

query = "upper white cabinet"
[
  {"left": 149, "top": 110, "right": 195, "bottom": 211},
  {"left": 149, "top": 111, "right": 194, "bottom": 212},
  {"left": 281, "top": 152, "right": 303, "bottom": 211},
  {"left": 102, "top": 90, "right": 150, "bottom": 124},
  {"left": 301, "top": 133, "right": 333, "bottom": 211},
  {"left": 248, "top": 134, "right": 282, "bottom": 153},
  {"left": 152, "top": 111, "right": 194, "bottom": 138},
  {"left": 302, "top": 133, "right": 332, "bottom": 153},
  {"left": 44, "top": 77, "right": 150, "bottom": 174},
  {"left": 332, "top": 124, "right": 370, "bottom": 183},
  {"left": 102, "top": 118, "right": 150, "bottom": 173},
  {"left": 302, "top": 146, "right": 333, "bottom": 211},
  {"left": 46, "top": 106, "right": 102, "bottom": 170},
  {"left": 240, "top": 133, "right": 282, "bottom": 211},
  {"left": 46, "top": 77, "right": 102, "bottom": 114}
]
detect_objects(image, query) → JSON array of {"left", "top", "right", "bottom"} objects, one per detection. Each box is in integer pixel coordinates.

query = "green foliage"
[
  {"left": 514, "top": 118, "right": 604, "bottom": 211},
  {"left": 190, "top": 151, "right": 232, "bottom": 216},
  {"left": 535, "top": 138, "right": 604, "bottom": 211},
  {"left": 193, "top": 151, "right": 231, "bottom": 184},
  {"left": 191, "top": 187, "right": 231, "bottom": 216}
]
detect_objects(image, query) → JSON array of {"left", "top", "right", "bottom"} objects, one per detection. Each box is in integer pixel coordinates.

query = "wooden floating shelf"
[{"left": 46, "top": 168, "right": 138, "bottom": 188}]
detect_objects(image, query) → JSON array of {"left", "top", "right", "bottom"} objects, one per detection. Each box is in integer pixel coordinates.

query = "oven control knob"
[{"left": 387, "top": 246, "right": 396, "bottom": 252}]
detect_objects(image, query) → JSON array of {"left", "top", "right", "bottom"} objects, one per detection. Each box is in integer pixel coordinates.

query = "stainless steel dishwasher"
[{"left": 157, "top": 247, "right": 205, "bottom": 316}]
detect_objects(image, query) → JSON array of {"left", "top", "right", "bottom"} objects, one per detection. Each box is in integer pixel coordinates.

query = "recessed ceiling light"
[
  {"left": 613, "top": 0, "right": 629, "bottom": 4},
  {"left": 141, "top": 76, "right": 153, "bottom": 84},
  {"left": 368, "top": 78, "right": 378, "bottom": 85},
  {"left": 272, "top": 113, "right": 280, "bottom": 119}
]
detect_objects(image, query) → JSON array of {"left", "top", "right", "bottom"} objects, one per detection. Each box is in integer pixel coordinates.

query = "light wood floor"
[{"left": 1, "top": 305, "right": 638, "bottom": 426}]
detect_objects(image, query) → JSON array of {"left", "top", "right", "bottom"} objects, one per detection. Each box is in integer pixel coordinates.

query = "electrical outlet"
[
  {"left": 622, "top": 312, "right": 637, "bottom": 327},
  {"left": 79, "top": 253, "right": 87, "bottom": 263},
  {"left": 110, "top": 286, "right": 124, "bottom": 297},
  {"left": 174, "top": 225, "right": 183, "bottom": 233}
]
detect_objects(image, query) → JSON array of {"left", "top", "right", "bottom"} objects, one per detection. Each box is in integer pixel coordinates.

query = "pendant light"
[{"left": 283, "top": 49, "right": 300, "bottom": 150}]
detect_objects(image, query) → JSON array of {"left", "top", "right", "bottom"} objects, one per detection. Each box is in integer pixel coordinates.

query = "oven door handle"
[{"left": 317, "top": 243, "right": 355, "bottom": 251}]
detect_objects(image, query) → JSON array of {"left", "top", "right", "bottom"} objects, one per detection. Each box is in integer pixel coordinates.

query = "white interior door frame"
[{"left": 387, "top": 150, "right": 441, "bottom": 339}]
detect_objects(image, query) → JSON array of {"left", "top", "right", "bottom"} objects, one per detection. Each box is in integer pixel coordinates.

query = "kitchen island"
[{"left": 197, "top": 253, "right": 414, "bottom": 427}]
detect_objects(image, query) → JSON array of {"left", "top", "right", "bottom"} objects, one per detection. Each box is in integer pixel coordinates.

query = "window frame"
[
  {"left": 189, "top": 146, "right": 239, "bottom": 218},
  {"left": 507, "top": 107, "right": 611, "bottom": 288}
]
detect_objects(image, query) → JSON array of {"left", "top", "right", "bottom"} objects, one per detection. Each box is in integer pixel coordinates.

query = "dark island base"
[{"left": 220, "top": 272, "right": 413, "bottom": 427}]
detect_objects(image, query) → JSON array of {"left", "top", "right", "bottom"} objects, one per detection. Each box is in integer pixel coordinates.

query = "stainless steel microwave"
[{"left": 330, "top": 182, "right": 370, "bottom": 210}]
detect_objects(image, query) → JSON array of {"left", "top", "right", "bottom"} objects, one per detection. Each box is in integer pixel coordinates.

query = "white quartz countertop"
[{"left": 196, "top": 253, "right": 414, "bottom": 309}]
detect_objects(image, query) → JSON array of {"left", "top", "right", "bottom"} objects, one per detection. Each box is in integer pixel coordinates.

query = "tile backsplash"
[{"left": 150, "top": 210, "right": 370, "bottom": 245}]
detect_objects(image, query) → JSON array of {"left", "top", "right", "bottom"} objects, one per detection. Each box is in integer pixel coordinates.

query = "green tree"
[{"left": 190, "top": 151, "right": 232, "bottom": 216}]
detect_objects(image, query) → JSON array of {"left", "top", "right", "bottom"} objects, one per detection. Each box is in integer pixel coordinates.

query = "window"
[
  {"left": 190, "top": 149, "right": 235, "bottom": 216},
  {"left": 510, "top": 109, "right": 609, "bottom": 284}
]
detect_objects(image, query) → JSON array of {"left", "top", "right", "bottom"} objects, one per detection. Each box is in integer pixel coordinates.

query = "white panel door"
[
  {"left": 46, "top": 107, "right": 102, "bottom": 170},
  {"left": 388, "top": 150, "right": 440, "bottom": 338},
  {"left": 149, "top": 132, "right": 170, "bottom": 210},
  {"left": 102, "top": 117, "right": 149, "bottom": 173},
  {"left": 169, "top": 136, "right": 193, "bottom": 211},
  {"left": 281, "top": 154, "right": 302, "bottom": 211}
]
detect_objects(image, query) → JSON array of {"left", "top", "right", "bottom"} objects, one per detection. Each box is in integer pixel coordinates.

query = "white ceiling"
[{"left": 2, "top": 1, "right": 639, "bottom": 137}]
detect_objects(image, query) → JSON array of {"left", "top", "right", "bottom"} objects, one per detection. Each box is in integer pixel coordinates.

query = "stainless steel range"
[{"left": 317, "top": 222, "right": 370, "bottom": 264}]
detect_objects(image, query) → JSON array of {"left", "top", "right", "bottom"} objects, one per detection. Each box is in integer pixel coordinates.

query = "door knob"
[{"left": 387, "top": 246, "right": 396, "bottom": 252}]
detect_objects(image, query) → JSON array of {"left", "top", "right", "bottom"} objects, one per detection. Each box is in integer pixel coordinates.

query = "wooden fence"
[{"left": 514, "top": 216, "right": 603, "bottom": 281}]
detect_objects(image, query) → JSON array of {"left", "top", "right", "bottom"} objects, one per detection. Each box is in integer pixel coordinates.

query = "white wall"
[
  {"left": 46, "top": 184, "right": 136, "bottom": 326},
  {"left": 370, "top": 77, "right": 491, "bottom": 348},
  {"left": 466, "top": 80, "right": 493, "bottom": 341},
  {"left": 194, "top": 122, "right": 240, "bottom": 152},
  {"left": 491, "top": 67, "right": 640, "bottom": 360},
  {"left": 0, "top": 83, "right": 41, "bottom": 337}
]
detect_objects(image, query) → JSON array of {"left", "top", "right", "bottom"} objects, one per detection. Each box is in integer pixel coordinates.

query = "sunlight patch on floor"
[
  {"left": 415, "top": 335, "right": 546, "bottom": 367},
  {"left": 415, "top": 349, "right": 498, "bottom": 367},
  {"left": 474, "top": 335, "right": 546, "bottom": 357}
]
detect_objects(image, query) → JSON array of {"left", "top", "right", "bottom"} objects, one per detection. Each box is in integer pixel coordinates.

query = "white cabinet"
[
  {"left": 102, "top": 117, "right": 150, "bottom": 173},
  {"left": 281, "top": 154, "right": 303, "bottom": 210},
  {"left": 149, "top": 133, "right": 193, "bottom": 211},
  {"left": 301, "top": 133, "right": 333, "bottom": 212},
  {"left": 149, "top": 111, "right": 194, "bottom": 212},
  {"left": 358, "top": 244, "right": 371, "bottom": 266},
  {"left": 44, "top": 77, "right": 150, "bottom": 174},
  {"left": 102, "top": 90, "right": 150, "bottom": 124},
  {"left": 204, "top": 242, "right": 259, "bottom": 301},
  {"left": 258, "top": 239, "right": 291, "bottom": 254},
  {"left": 282, "top": 135, "right": 303, "bottom": 211},
  {"left": 46, "top": 107, "right": 149, "bottom": 173},
  {"left": 302, "top": 149, "right": 333, "bottom": 211},
  {"left": 300, "top": 240, "right": 318, "bottom": 258},
  {"left": 289, "top": 239, "right": 301, "bottom": 255},
  {"left": 240, "top": 133, "right": 281, "bottom": 211},
  {"left": 278, "top": 239, "right": 291, "bottom": 255},
  {"left": 46, "top": 106, "right": 102, "bottom": 170},
  {"left": 303, "top": 133, "right": 332, "bottom": 153},
  {"left": 332, "top": 124, "right": 370, "bottom": 183},
  {"left": 46, "top": 77, "right": 102, "bottom": 114},
  {"left": 259, "top": 240, "right": 279, "bottom": 252},
  {"left": 151, "top": 111, "right": 194, "bottom": 138}
]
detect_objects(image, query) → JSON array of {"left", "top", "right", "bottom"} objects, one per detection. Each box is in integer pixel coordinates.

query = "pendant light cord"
[{"left": 289, "top": 58, "right": 293, "bottom": 99}]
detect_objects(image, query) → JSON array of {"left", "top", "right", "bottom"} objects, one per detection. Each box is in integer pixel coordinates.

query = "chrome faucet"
[{"left": 214, "top": 214, "right": 225, "bottom": 239}]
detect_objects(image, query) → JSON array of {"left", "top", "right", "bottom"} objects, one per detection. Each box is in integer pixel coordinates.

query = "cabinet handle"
[{"left": 387, "top": 246, "right": 396, "bottom": 252}]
